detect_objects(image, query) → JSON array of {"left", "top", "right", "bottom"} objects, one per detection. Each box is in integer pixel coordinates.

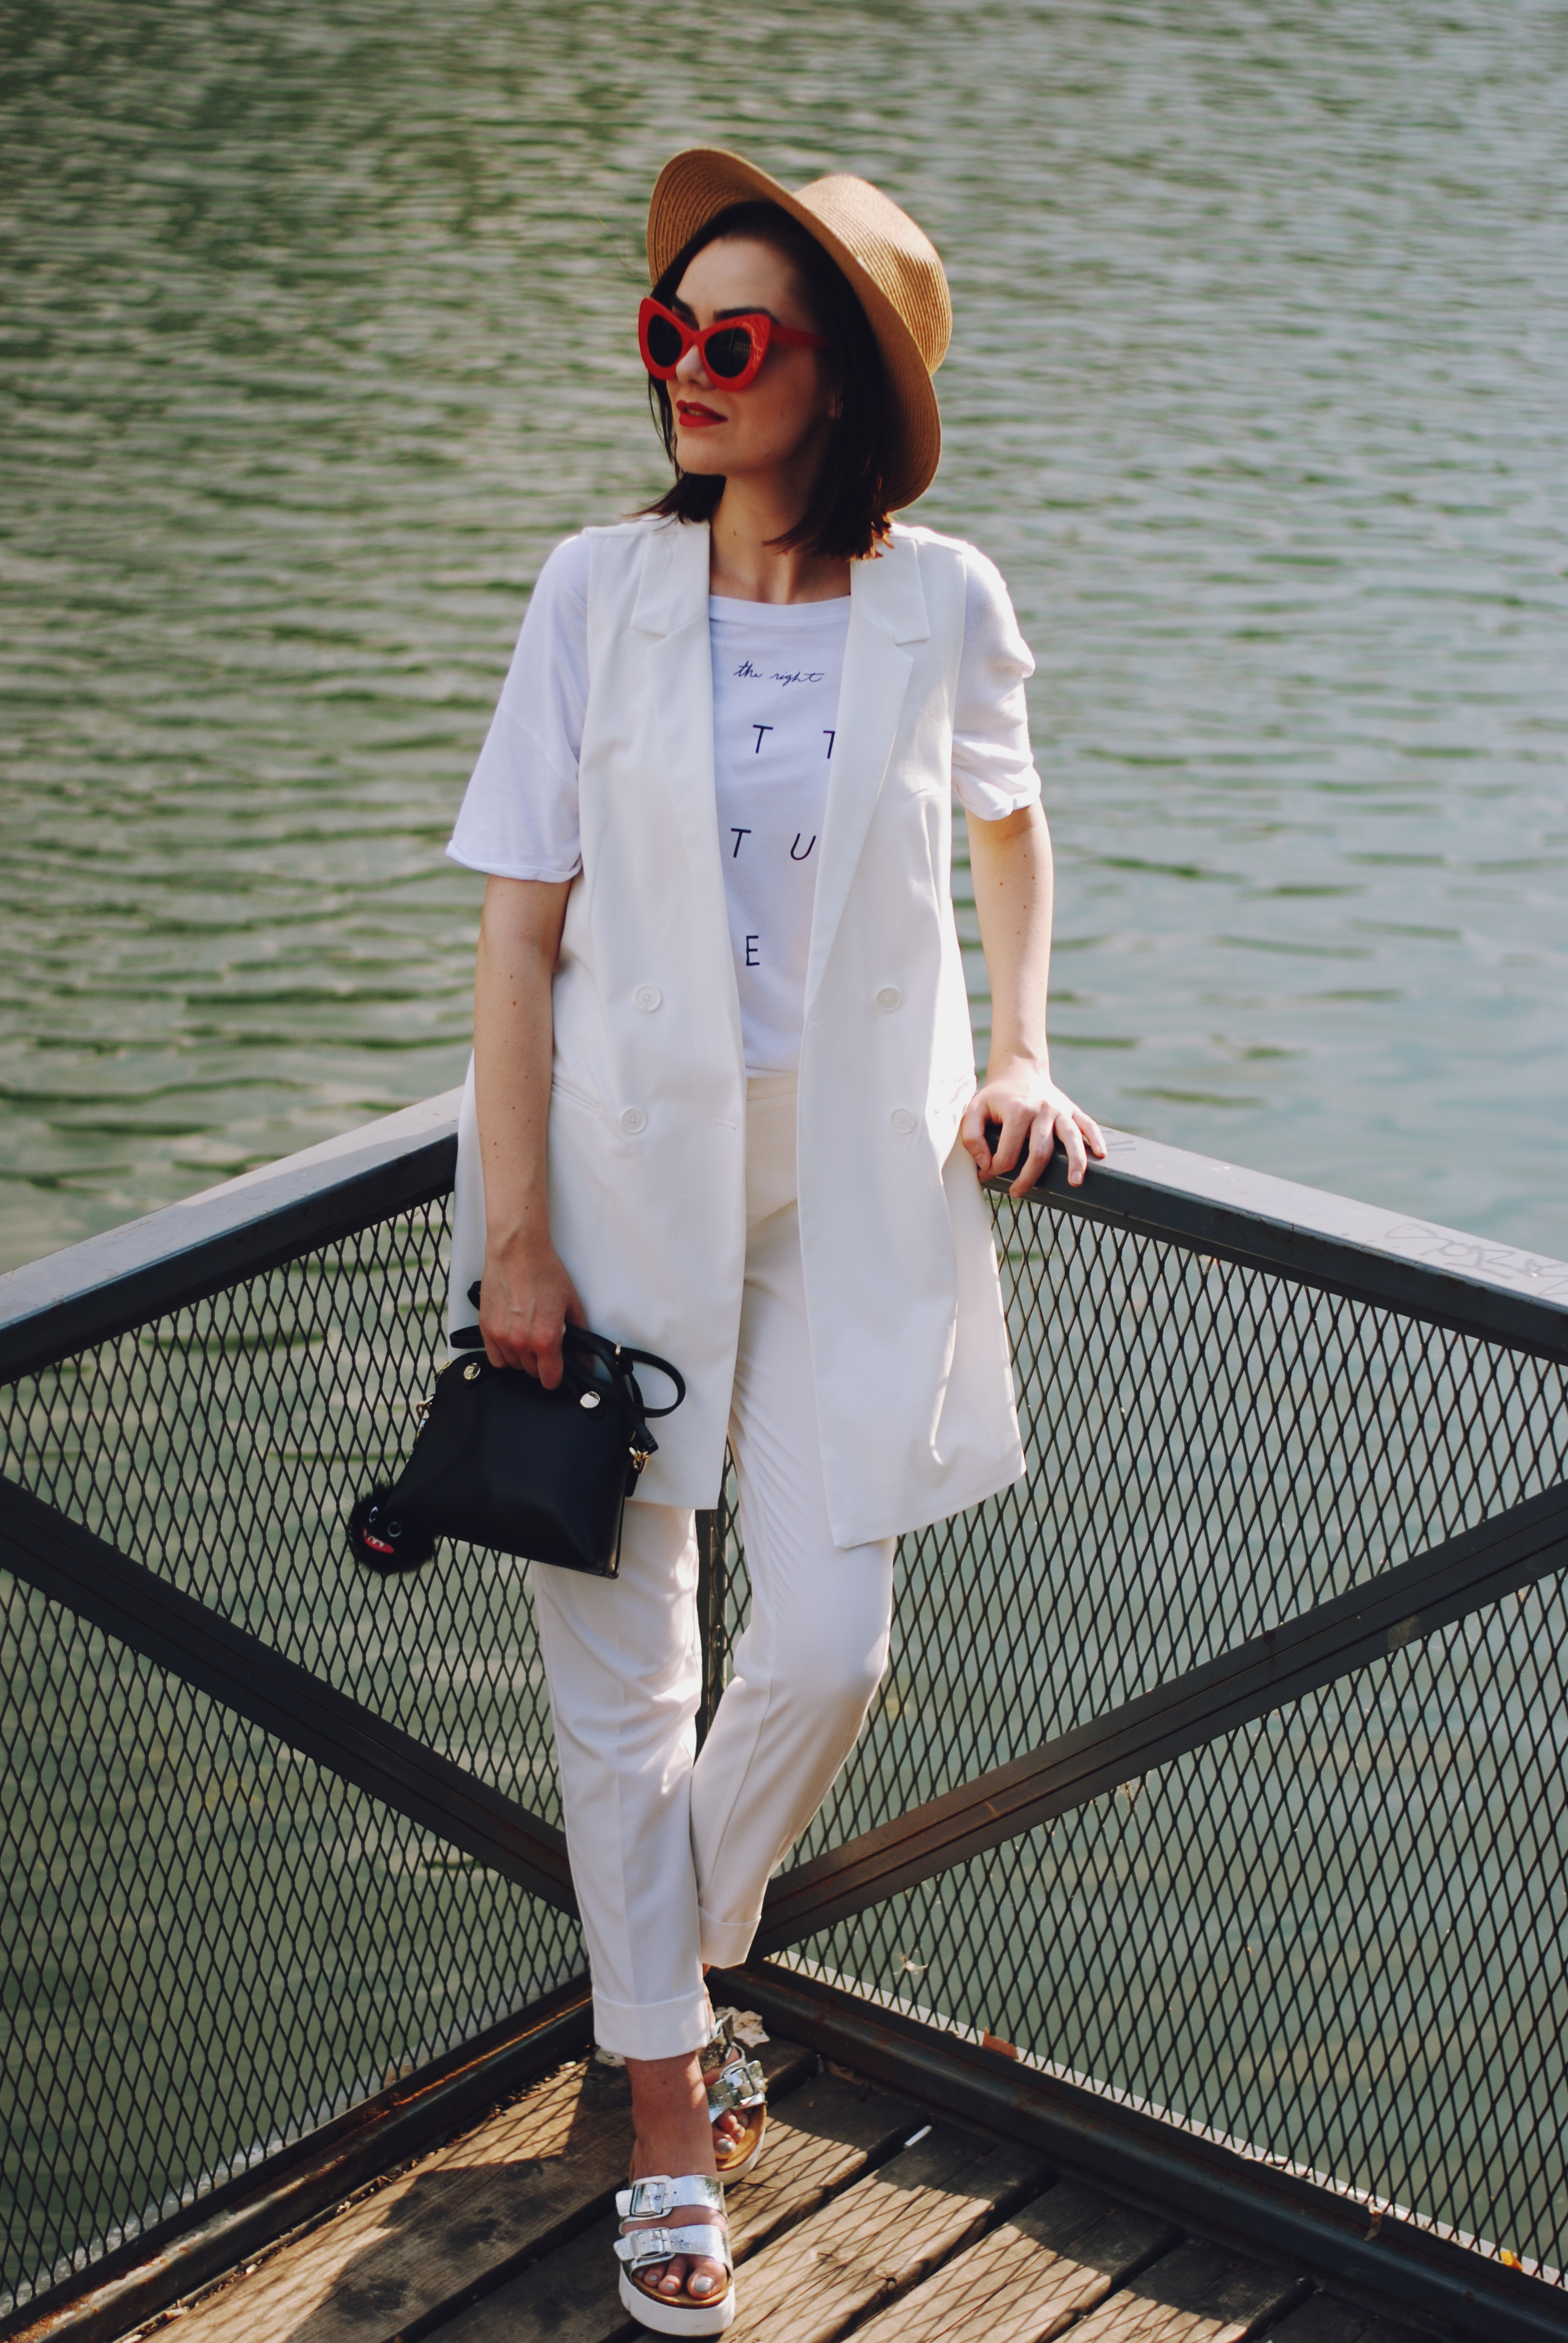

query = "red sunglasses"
[{"left": 638, "top": 296, "right": 830, "bottom": 392}]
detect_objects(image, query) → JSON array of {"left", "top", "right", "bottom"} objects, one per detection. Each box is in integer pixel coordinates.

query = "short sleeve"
[
  {"left": 446, "top": 534, "right": 592, "bottom": 882},
  {"left": 951, "top": 546, "right": 1042, "bottom": 821}
]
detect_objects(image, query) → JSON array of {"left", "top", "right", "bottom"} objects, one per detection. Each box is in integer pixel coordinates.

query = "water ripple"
[{"left": 2, "top": 0, "right": 1565, "bottom": 1266}]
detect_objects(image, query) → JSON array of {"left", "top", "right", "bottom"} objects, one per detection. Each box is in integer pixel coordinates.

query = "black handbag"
[{"left": 346, "top": 1284, "right": 685, "bottom": 1579}]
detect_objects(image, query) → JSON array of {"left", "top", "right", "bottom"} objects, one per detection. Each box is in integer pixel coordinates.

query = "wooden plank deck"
[{"left": 133, "top": 2030, "right": 1428, "bottom": 2343}]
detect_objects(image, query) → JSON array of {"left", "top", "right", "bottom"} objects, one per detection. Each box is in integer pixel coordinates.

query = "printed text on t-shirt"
[{"left": 733, "top": 659, "right": 826, "bottom": 686}]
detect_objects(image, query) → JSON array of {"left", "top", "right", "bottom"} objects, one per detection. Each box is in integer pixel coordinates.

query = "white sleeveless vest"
[{"left": 451, "top": 515, "right": 1025, "bottom": 1547}]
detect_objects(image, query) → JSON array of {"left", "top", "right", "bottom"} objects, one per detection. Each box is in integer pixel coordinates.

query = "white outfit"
[
  {"left": 445, "top": 516, "right": 1040, "bottom": 2054},
  {"left": 450, "top": 541, "right": 1037, "bottom": 1083},
  {"left": 531, "top": 1078, "right": 895, "bottom": 2057},
  {"left": 448, "top": 516, "right": 1033, "bottom": 1551}
]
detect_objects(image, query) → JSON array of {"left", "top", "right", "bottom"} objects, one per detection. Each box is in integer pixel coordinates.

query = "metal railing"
[{"left": 1, "top": 1095, "right": 1565, "bottom": 2338}]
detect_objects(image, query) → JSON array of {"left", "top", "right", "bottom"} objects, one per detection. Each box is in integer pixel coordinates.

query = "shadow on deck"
[{"left": 121, "top": 2020, "right": 1402, "bottom": 2343}]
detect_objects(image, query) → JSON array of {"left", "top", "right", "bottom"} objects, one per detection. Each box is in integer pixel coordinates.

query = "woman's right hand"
[{"left": 478, "top": 1244, "right": 587, "bottom": 1388}]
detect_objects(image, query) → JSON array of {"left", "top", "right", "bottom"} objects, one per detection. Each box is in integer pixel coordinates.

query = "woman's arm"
[
  {"left": 959, "top": 802, "right": 1106, "bottom": 1197},
  {"left": 472, "top": 873, "right": 586, "bottom": 1386}
]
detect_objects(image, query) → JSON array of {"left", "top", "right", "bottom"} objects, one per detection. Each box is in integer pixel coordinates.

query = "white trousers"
[{"left": 530, "top": 1076, "right": 897, "bottom": 2060}]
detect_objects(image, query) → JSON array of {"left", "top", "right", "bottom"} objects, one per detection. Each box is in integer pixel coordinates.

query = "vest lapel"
[
  {"left": 805, "top": 534, "right": 928, "bottom": 1013},
  {"left": 634, "top": 522, "right": 725, "bottom": 899},
  {"left": 630, "top": 522, "right": 746, "bottom": 1072}
]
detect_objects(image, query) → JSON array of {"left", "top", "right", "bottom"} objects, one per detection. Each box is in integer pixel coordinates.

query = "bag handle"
[
  {"left": 562, "top": 1326, "right": 688, "bottom": 1418},
  {"left": 453, "top": 1285, "right": 686, "bottom": 1418}
]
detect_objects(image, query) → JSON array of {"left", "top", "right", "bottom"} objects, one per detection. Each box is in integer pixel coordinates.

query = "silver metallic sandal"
[
  {"left": 615, "top": 2174, "right": 734, "bottom": 2335},
  {"left": 701, "top": 2011, "right": 768, "bottom": 2177}
]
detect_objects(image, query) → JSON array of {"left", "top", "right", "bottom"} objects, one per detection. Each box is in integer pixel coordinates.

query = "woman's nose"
[{"left": 675, "top": 341, "right": 713, "bottom": 389}]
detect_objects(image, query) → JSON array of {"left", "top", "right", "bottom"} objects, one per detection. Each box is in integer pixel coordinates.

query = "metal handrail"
[
  {"left": 6, "top": 1087, "right": 1564, "bottom": 1944},
  {"left": 0, "top": 1091, "right": 462, "bottom": 1384},
  {"left": 3, "top": 1090, "right": 1566, "bottom": 1381}
]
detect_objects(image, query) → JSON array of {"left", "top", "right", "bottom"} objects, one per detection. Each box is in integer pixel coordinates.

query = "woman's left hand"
[{"left": 961, "top": 1067, "right": 1107, "bottom": 1197}]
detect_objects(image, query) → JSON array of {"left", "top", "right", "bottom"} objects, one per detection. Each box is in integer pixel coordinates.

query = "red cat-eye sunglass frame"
[{"left": 638, "top": 296, "right": 831, "bottom": 392}]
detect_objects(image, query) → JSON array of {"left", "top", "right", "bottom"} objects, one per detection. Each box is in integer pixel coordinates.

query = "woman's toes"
[{"left": 628, "top": 2216, "right": 724, "bottom": 2305}]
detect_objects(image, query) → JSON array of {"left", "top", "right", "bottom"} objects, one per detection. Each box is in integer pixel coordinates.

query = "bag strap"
[{"left": 454, "top": 1285, "right": 686, "bottom": 1418}]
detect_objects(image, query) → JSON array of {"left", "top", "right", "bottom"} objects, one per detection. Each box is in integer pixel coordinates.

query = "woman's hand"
[
  {"left": 478, "top": 1242, "right": 586, "bottom": 1388},
  {"left": 961, "top": 1064, "right": 1106, "bottom": 1198}
]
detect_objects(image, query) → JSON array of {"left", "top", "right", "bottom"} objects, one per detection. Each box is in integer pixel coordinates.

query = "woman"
[{"left": 445, "top": 149, "right": 1103, "bottom": 2336}]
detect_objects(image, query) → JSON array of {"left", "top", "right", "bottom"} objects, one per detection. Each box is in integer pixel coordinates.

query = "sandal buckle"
[{"left": 707, "top": 2054, "right": 766, "bottom": 2113}]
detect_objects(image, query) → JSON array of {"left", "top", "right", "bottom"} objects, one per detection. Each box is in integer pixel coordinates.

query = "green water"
[{"left": 2, "top": 0, "right": 1566, "bottom": 1275}]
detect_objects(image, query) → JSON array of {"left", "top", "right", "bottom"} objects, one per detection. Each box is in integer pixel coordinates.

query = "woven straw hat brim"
[{"left": 647, "top": 148, "right": 950, "bottom": 511}]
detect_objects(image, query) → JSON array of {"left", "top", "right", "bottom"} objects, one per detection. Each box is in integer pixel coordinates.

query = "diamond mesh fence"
[
  {"left": 2, "top": 1168, "right": 1565, "bottom": 2304},
  {"left": 745, "top": 1198, "right": 1567, "bottom": 2282},
  {"left": 1, "top": 1198, "right": 564, "bottom": 1816},
  {"left": 782, "top": 1570, "right": 1568, "bottom": 2282},
  {"left": 776, "top": 1204, "right": 1568, "bottom": 1861},
  {"left": 0, "top": 1194, "right": 584, "bottom": 2311}
]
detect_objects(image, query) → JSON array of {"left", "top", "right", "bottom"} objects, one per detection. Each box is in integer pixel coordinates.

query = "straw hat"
[{"left": 646, "top": 148, "right": 952, "bottom": 511}]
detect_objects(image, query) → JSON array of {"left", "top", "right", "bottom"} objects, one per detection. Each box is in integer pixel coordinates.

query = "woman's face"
[{"left": 665, "top": 236, "right": 840, "bottom": 486}]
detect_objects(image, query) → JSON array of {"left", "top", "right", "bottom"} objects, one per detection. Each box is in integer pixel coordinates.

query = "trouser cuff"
[
  {"left": 592, "top": 1981, "right": 713, "bottom": 2063},
  {"left": 698, "top": 1903, "right": 762, "bottom": 1970}
]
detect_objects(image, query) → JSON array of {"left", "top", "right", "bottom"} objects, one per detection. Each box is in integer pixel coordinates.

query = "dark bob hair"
[{"left": 642, "top": 200, "right": 893, "bottom": 562}]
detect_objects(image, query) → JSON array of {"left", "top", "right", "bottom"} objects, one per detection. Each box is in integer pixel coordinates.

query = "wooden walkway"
[{"left": 145, "top": 2031, "right": 1422, "bottom": 2343}]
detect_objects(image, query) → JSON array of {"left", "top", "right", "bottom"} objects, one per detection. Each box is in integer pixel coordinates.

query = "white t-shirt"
[
  {"left": 448, "top": 530, "right": 1043, "bottom": 1073},
  {"left": 710, "top": 593, "right": 845, "bottom": 1073}
]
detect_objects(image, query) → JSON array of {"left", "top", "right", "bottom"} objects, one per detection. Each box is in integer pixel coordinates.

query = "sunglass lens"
[
  {"left": 704, "top": 325, "right": 756, "bottom": 379},
  {"left": 645, "top": 313, "right": 684, "bottom": 370}
]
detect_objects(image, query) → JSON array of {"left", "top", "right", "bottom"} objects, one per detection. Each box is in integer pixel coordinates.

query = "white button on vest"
[
  {"left": 875, "top": 986, "right": 902, "bottom": 1012},
  {"left": 889, "top": 1107, "right": 917, "bottom": 1136},
  {"left": 634, "top": 985, "right": 662, "bottom": 1013},
  {"left": 619, "top": 1106, "right": 647, "bottom": 1135}
]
